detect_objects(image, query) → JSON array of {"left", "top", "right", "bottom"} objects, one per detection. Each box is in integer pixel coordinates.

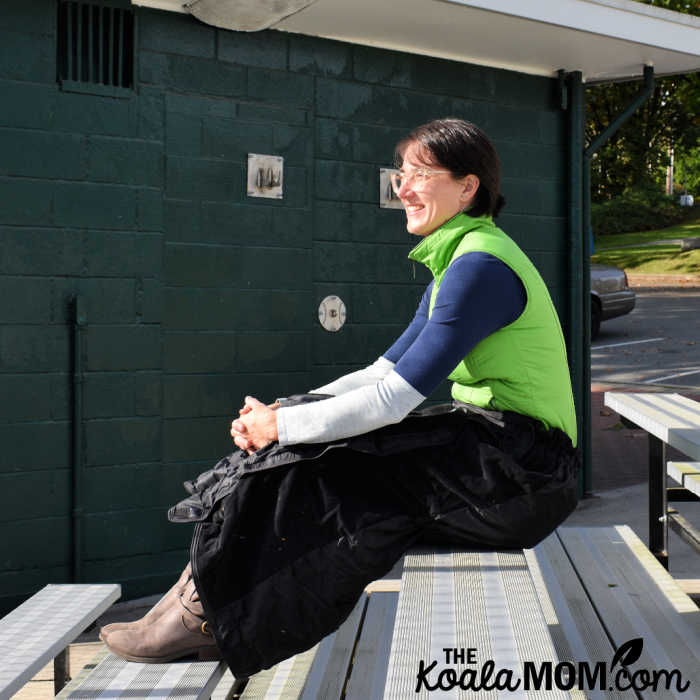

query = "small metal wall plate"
[
  {"left": 318, "top": 295, "right": 346, "bottom": 332},
  {"left": 379, "top": 168, "right": 403, "bottom": 209},
  {"left": 247, "top": 154, "right": 284, "bottom": 199}
]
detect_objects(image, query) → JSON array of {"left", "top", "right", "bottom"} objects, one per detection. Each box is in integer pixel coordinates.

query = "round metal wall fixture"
[{"left": 318, "top": 295, "right": 346, "bottom": 332}]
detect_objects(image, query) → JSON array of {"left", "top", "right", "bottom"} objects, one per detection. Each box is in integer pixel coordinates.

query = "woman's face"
[{"left": 396, "top": 142, "right": 478, "bottom": 237}]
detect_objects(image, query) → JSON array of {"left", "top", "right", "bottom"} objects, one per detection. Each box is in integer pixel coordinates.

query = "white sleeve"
[
  {"left": 309, "top": 356, "right": 395, "bottom": 396},
  {"left": 276, "top": 369, "right": 425, "bottom": 445}
]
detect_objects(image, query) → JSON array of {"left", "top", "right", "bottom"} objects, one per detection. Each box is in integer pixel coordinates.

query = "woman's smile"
[{"left": 397, "top": 142, "right": 475, "bottom": 236}]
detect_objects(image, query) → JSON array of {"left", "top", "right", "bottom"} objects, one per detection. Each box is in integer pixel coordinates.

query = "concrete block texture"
[
  {"left": 164, "top": 243, "right": 311, "bottom": 289},
  {"left": 315, "top": 160, "right": 377, "bottom": 203},
  {"left": 83, "top": 508, "right": 165, "bottom": 559},
  {"left": 54, "top": 182, "right": 138, "bottom": 229},
  {"left": 78, "top": 551, "right": 191, "bottom": 603},
  {"left": 0, "top": 29, "right": 54, "bottom": 83},
  {"left": 247, "top": 67, "right": 314, "bottom": 108},
  {"left": 0, "top": 228, "right": 81, "bottom": 276},
  {"left": 0, "top": 79, "right": 56, "bottom": 130},
  {"left": 0, "top": 326, "right": 70, "bottom": 372},
  {"left": 165, "top": 91, "right": 237, "bottom": 120},
  {"left": 199, "top": 202, "right": 311, "bottom": 248},
  {"left": 353, "top": 45, "right": 492, "bottom": 99},
  {"left": 0, "top": 129, "right": 86, "bottom": 180},
  {"left": 0, "top": 179, "right": 53, "bottom": 226},
  {"left": 0, "top": 469, "right": 69, "bottom": 523},
  {"left": 139, "top": 277, "right": 162, "bottom": 323},
  {"left": 84, "top": 325, "right": 161, "bottom": 371},
  {"left": 0, "top": 277, "right": 53, "bottom": 324},
  {"left": 166, "top": 111, "right": 202, "bottom": 157},
  {"left": 201, "top": 117, "right": 271, "bottom": 161},
  {"left": 164, "top": 330, "right": 308, "bottom": 374},
  {"left": 2, "top": 0, "right": 55, "bottom": 35},
  {"left": 316, "top": 78, "right": 453, "bottom": 127},
  {"left": 137, "top": 188, "right": 164, "bottom": 231},
  {"left": 0, "top": 421, "right": 70, "bottom": 473},
  {"left": 164, "top": 416, "right": 233, "bottom": 463},
  {"left": 239, "top": 331, "right": 309, "bottom": 372},
  {"left": 53, "top": 277, "right": 137, "bottom": 324},
  {"left": 163, "top": 371, "right": 306, "bottom": 419},
  {"left": 165, "top": 155, "right": 244, "bottom": 200},
  {"left": 84, "top": 372, "right": 161, "bottom": 418},
  {"left": 84, "top": 230, "right": 162, "bottom": 276},
  {"left": 0, "top": 228, "right": 162, "bottom": 278},
  {"left": 314, "top": 241, "right": 415, "bottom": 284},
  {"left": 140, "top": 51, "right": 247, "bottom": 98},
  {"left": 289, "top": 35, "right": 352, "bottom": 78},
  {"left": 237, "top": 102, "right": 309, "bottom": 125},
  {"left": 164, "top": 288, "right": 311, "bottom": 331},
  {"left": 496, "top": 139, "right": 566, "bottom": 181},
  {"left": 87, "top": 137, "right": 164, "bottom": 187},
  {"left": 85, "top": 417, "right": 161, "bottom": 467},
  {"left": 53, "top": 91, "right": 138, "bottom": 137},
  {"left": 84, "top": 463, "right": 163, "bottom": 511},
  {"left": 139, "top": 7, "right": 216, "bottom": 58},
  {"left": 0, "top": 517, "right": 70, "bottom": 570},
  {"left": 528, "top": 250, "right": 568, "bottom": 290},
  {"left": 317, "top": 119, "right": 354, "bottom": 162},
  {"left": 349, "top": 203, "right": 417, "bottom": 245},
  {"left": 0, "top": 375, "right": 55, "bottom": 421},
  {"left": 312, "top": 324, "right": 400, "bottom": 366},
  {"left": 139, "top": 87, "right": 165, "bottom": 142},
  {"left": 496, "top": 213, "right": 567, "bottom": 253},
  {"left": 349, "top": 123, "right": 407, "bottom": 165},
  {"left": 350, "top": 283, "right": 424, "bottom": 324},
  {"left": 218, "top": 29, "right": 288, "bottom": 69},
  {"left": 502, "top": 176, "right": 566, "bottom": 218},
  {"left": 164, "top": 331, "right": 238, "bottom": 374},
  {"left": 0, "top": 0, "right": 571, "bottom": 612}
]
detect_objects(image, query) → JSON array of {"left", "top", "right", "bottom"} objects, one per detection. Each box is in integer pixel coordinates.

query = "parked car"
[{"left": 590, "top": 264, "right": 636, "bottom": 339}]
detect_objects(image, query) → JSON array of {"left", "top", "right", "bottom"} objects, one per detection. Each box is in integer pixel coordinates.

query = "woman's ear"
[{"left": 460, "top": 174, "right": 480, "bottom": 206}]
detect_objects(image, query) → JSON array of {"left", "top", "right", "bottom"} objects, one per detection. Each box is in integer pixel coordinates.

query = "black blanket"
[{"left": 169, "top": 398, "right": 580, "bottom": 678}]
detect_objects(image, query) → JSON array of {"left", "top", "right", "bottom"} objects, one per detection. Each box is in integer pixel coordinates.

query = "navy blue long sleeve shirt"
[{"left": 384, "top": 252, "right": 527, "bottom": 396}]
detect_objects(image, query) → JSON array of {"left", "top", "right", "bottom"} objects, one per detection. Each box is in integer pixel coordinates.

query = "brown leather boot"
[
  {"left": 99, "top": 562, "right": 192, "bottom": 639},
  {"left": 102, "top": 577, "right": 221, "bottom": 663}
]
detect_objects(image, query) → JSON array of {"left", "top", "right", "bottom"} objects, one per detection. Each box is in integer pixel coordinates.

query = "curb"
[{"left": 627, "top": 273, "right": 700, "bottom": 288}]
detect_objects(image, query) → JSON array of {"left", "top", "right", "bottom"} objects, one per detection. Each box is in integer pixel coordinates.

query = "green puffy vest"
[{"left": 408, "top": 212, "right": 577, "bottom": 446}]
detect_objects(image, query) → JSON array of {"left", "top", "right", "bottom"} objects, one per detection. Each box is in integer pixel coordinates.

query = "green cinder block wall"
[{"left": 0, "top": 0, "right": 569, "bottom": 612}]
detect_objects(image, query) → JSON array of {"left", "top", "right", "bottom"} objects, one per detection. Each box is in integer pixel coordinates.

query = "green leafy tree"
[
  {"left": 640, "top": 0, "right": 700, "bottom": 13},
  {"left": 586, "top": 0, "right": 700, "bottom": 202},
  {"left": 675, "top": 141, "right": 700, "bottom": 193}
]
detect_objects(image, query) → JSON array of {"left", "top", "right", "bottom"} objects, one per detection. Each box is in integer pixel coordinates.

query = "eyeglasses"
[{"left": 389, "top": 167, "right": 451, "bottom": 194}]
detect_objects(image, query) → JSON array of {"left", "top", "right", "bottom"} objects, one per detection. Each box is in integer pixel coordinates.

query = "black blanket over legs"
[{"left": 168, "top": 398, "right": 580, "bottom": 679}]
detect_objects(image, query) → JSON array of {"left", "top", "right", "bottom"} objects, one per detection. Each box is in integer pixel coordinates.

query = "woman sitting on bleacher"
[{"left": 100, "top": 118, "right": 581, "bottom": 677}]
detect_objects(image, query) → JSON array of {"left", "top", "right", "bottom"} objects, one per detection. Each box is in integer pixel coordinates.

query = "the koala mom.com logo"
[{"left": 415, "top": 639, "right": 691, "bottom": 694}]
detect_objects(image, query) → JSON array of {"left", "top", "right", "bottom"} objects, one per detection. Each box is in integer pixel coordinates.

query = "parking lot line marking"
[
  {"left": 645, "top": 368, "right": 700, "bottom": 384},
  {"left": 592, "top": 337, "right": 665, "bottom": 350}
]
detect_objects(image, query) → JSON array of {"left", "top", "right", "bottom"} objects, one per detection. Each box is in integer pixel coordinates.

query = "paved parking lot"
[
  {"left": 587, "top": 287, "right": 700, "bottom": 581},
  {"left": 592, "top": 288, "right": 700, "bottom": 390}
]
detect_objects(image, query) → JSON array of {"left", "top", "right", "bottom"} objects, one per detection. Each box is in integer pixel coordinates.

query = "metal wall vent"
[{"left": 57, "top": 1, "right": 135, "bottom": 95}]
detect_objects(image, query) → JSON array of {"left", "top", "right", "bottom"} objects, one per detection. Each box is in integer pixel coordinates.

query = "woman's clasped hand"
[{"left": 230, "top": 396, "right": 280, "bottom": 454}]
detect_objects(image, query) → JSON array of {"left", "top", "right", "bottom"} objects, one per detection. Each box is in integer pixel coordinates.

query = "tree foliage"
[{"left": 586, "top": 0, "right": 700, "bottom": 202}]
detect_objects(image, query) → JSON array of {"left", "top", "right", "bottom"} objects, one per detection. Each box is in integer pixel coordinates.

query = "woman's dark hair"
[{"left": 394, "top": 118, "right": 505, "bottom": 218}]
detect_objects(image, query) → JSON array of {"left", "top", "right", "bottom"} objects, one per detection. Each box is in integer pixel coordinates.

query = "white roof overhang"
[{"left": 133, "top": 0, "right": 700, "bottom": 83}]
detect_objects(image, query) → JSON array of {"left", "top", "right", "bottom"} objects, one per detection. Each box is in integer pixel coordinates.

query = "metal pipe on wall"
[
  {"left": 71, "top": 296, "right": 87, "bottom": 582},
  {"left": 566, "top": 70, "right": 585, "bottom": 494}
]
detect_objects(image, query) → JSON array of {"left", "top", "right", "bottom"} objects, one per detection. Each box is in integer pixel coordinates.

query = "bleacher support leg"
[
  {"left": 54, "top": 647, "right": 71, "bottom": 695},
  {"left": 648, "top": 434, "right": 668, "bottom": 569}
]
